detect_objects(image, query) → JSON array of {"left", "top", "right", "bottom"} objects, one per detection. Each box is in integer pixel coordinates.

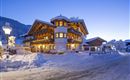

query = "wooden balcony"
[
  {"left": 67, "top": 38, "right": 82, "bottom": 43},
  {"left": 31, "top": 39, "right": 54, "bottom": 44},
  {"left": 33, "top": 29, "right": 53, "bottom": 35},
  {"left": 23, "top": 38, "right": 35, "bottom": 43},
  {"left": 23, "top": 36, "right": 35, "bottom": 43},
  {"left": 68, "top": 28, "right": 82, "bottom": 36}
]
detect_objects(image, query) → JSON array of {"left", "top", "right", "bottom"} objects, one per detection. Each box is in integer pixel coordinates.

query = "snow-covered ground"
[
  {"left": 0, "top": 53, "right": 46, "bottom": 72},
  {"left": 0, "top": 50, "right": 130, "bottom": 80}
]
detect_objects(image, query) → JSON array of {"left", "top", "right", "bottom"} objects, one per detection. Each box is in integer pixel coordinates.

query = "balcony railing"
[
  {"left": 31, "top": 39, "right": 54, "bottom": 44},
  {"left": 67, "top": 38, "right": 82, "bottom": 43},
  {"left": 23, "top": 36, "right": 35, "bottom": 43},
  {"left": 68, "top": 28, "right": 82, "bottom": 36},
  {"left": 33, "top": 29, "right": 53, "bottom": 35}
]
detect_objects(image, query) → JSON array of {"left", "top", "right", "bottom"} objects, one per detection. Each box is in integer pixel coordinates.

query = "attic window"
[
  {"left": 59, "top": 21, "right": 63, "bottom": 26},
  {"left": 64, "top": 22, "right": 67, "bottom": 26},
  {"left": 55, "top": 21, "right": 59, "bottom": 26},
  {"left": 59, "top": 33, "right": 63, "bottom": 38},
  {"left": 55, "top": 32, "right": 66, "bottom": 38}
]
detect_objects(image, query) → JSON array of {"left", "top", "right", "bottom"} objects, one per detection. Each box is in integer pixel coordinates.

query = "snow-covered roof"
[
  {"left": 70, "top": 17, "right": 82, "bottom": 23},
  {"left": 27, "top": 19, "right": 54, "bottom": 34},
  {"left": 81, "top": 37, "right": 88, "bottom": 45},
  {"left": 20, "top": 33, "right": 28, "bottom": 37},
  {"left": 36, "top": 19, "right": 54, "bottom": 26},
  {"left": 26, "top": 15, "right": 88, "bottom": 35},
  {"left": 69, "top": 17, "right": 89, "bottom": 35},
  {"left": 86, "top": 37, "right": 106, "bottom": 43},
  {"left": 125, "top": 39, "right": 130, "bottom": 42},
  {"left": 51, "top": 15, "right": 70, "bottom": 22}
]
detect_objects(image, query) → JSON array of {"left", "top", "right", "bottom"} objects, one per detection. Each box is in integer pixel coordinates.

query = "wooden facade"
[
  {"left": 83, "top": 37, "right": 106, "bottom": 51},
  {"left": 23, "top": 15, "right": 88, "bottom": 52}
]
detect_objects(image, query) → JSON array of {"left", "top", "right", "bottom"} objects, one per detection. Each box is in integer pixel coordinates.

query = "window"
[
  {"left": 45, "top": 37, "right": 48, "bottom": 39},
  {"left": 59, "top": 21, "right": 63, "bottom": 26},
  {"left": 56, "top": 21, "right": 59, "bottom": 26},
  {"left": 64, "top": 22, "right": 67, "bottom": 26},
  {"left": 56, "top": 33, "right": 58, "bottom": 38},
  {"left": 55, "top": 33, "right": 66, "bottom": 38},
  {"left": 59, "top": 33, "right": 63, "bottom": 38},
  {"left": 64, "top": 33, "right": 66, "bottom": 38}
]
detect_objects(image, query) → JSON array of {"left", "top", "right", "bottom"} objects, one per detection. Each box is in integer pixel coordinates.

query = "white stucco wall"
[
  {"left": 55, "top": 27, "right": 67, "bottom": 33},
  {"left": 54, "top": 26, "right": 67, "bottom": 52}
]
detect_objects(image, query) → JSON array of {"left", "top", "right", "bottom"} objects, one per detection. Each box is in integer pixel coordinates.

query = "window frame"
[
  {"left": 59, "top": 21, "right": 63, "bottom": 26},
  {"left": 55, "top": 32, "right": 67, "bottom": 38}
]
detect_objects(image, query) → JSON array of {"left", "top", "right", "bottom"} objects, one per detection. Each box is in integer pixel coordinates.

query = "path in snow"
[{"left": 47, "top": 55, "right": 130, "bottom": 80}]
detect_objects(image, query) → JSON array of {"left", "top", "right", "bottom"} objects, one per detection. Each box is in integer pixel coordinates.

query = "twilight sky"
[{"left": 0, "top": 0, "right": 129, "bottom": 41}]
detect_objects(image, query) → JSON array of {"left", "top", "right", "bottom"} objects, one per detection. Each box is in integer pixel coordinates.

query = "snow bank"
[
  {"left": 0, "top": 50, "right": 122, "bottom": 72},
  {"left": 43, "top": 52, "right": 121, "bottom": 71},
  {"left": 0, "top": 53, "right": 46, "bottom": 72}
]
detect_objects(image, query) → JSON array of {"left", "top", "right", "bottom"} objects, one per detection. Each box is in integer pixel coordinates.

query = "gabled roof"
[
  {"left": 51, "top": 15, "right": 70, "bottom": 22},
  {"left": 70, "top": 17, "right": 88, "bottom": 35},
  {"left": 35, "top": 19, "right": 54, "bottom": 26},
  {"left": 26, "top": 15, "right": 88, "bottom": 36},
  {"left": 79, "top": 19, "right": 89, "bottom": 35},
  {"left": 27, "top": 19, "right": 54, "bottom": 34},
  {"left": 70, "top": 17, "right": 80, "bottom": 23},
  {"left": 86, "top": 37, "right": 106, "bottom": 43}
]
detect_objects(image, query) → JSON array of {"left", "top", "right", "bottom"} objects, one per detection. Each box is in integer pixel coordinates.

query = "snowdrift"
[
  {"left": 0, "top": 53, "right": 46, "bottom": 72},
  {"left": 0, "top": 50, "right": 122, "bottom": 72}
]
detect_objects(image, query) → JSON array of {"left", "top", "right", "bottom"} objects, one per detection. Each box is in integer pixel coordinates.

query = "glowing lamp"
[
  {"left": 43, "top": 45, "right": 45, "bottom": 48},
  {"left": 71, "top": 44, "right": 75, "bottom": 48},
  {"left": 0, "top": 40, "right": 2, "bottom": 46},
  {"left": 2, "top": 22, "right": 12, "bottom": 35},
  {"left": 8, "top": 36, "right": 16, "bottom": 47}
]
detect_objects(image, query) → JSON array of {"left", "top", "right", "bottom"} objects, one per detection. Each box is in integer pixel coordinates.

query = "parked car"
[{"left": 126, "top": 45, "right": 130, "bottom": 52}]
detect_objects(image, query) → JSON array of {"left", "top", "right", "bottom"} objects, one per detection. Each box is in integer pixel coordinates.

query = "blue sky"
[{"left": 0, "top": 0, "right": 129, "bottom": 41}]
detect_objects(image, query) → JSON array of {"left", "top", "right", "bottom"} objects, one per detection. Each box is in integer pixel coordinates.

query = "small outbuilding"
[{"left": 83, "top": 37, "right": 107, "bottom": 51}]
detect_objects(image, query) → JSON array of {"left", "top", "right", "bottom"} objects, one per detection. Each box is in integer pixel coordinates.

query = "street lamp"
[
  {"left": 2, "top": 22, "right": 12, "bottom": 34},
  {"left": 2, "top": 22, "right": 12, "bottom": 54}
]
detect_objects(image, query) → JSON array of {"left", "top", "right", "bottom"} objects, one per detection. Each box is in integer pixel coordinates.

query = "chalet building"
[
  {"left": 83, "top": 37, "right": 106, "bottom": 51},
  {"left": 23, "top": 15, "right": 88, "bottom": 52}
]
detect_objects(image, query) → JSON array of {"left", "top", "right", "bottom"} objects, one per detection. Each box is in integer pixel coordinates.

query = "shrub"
[{"left": 58, "top": 51, "right": 64, "bottom": 55}]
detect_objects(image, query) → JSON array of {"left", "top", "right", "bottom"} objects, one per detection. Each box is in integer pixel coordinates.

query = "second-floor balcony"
[
  {"left": 31, "top": 38, "right": 54, "bottom": 44},
  {"left": 68, "top": 28, "right": 82, "bottom": 36},
  {"left": 67, "top": 38, "right": 82, "bottom": 43},
  {"left": 23, "top": 36, "right": 35, "bottom": 43},
  {"left": 33, "top": 29, "right": 53, "bottom": 35}
]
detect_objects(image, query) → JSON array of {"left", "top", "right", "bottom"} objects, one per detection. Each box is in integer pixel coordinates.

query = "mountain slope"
[{"left": 0, "top": 16, "right": 31, "bottom": 41}]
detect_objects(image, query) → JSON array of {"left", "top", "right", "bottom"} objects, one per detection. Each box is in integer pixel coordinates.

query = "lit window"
[
  {"left": 53, "top": 45, "right": 55, "bottom": 49},
  {"left": 64, "top": 33, "right": 66, "bottom": 38},
  {"left": 59, "top": 21, "right": 63, "bottom": 26},
  {"left": 56, "top": 21, "right": 59, "bottom": 26},
  {"left": 59, "top": 33, "right": 63, "bottom": 38},
  {"left": 64, "top": 22, "right": 67, "bottom": 26},
  {"left": 45, "top": 37, "right": 48, "bottom": 39},
  {"left": 71, "top": 44, "right": 75, "bottom": 49},
  {"left": 56, "top": 33, "right": 58, "bottom": 38}
]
